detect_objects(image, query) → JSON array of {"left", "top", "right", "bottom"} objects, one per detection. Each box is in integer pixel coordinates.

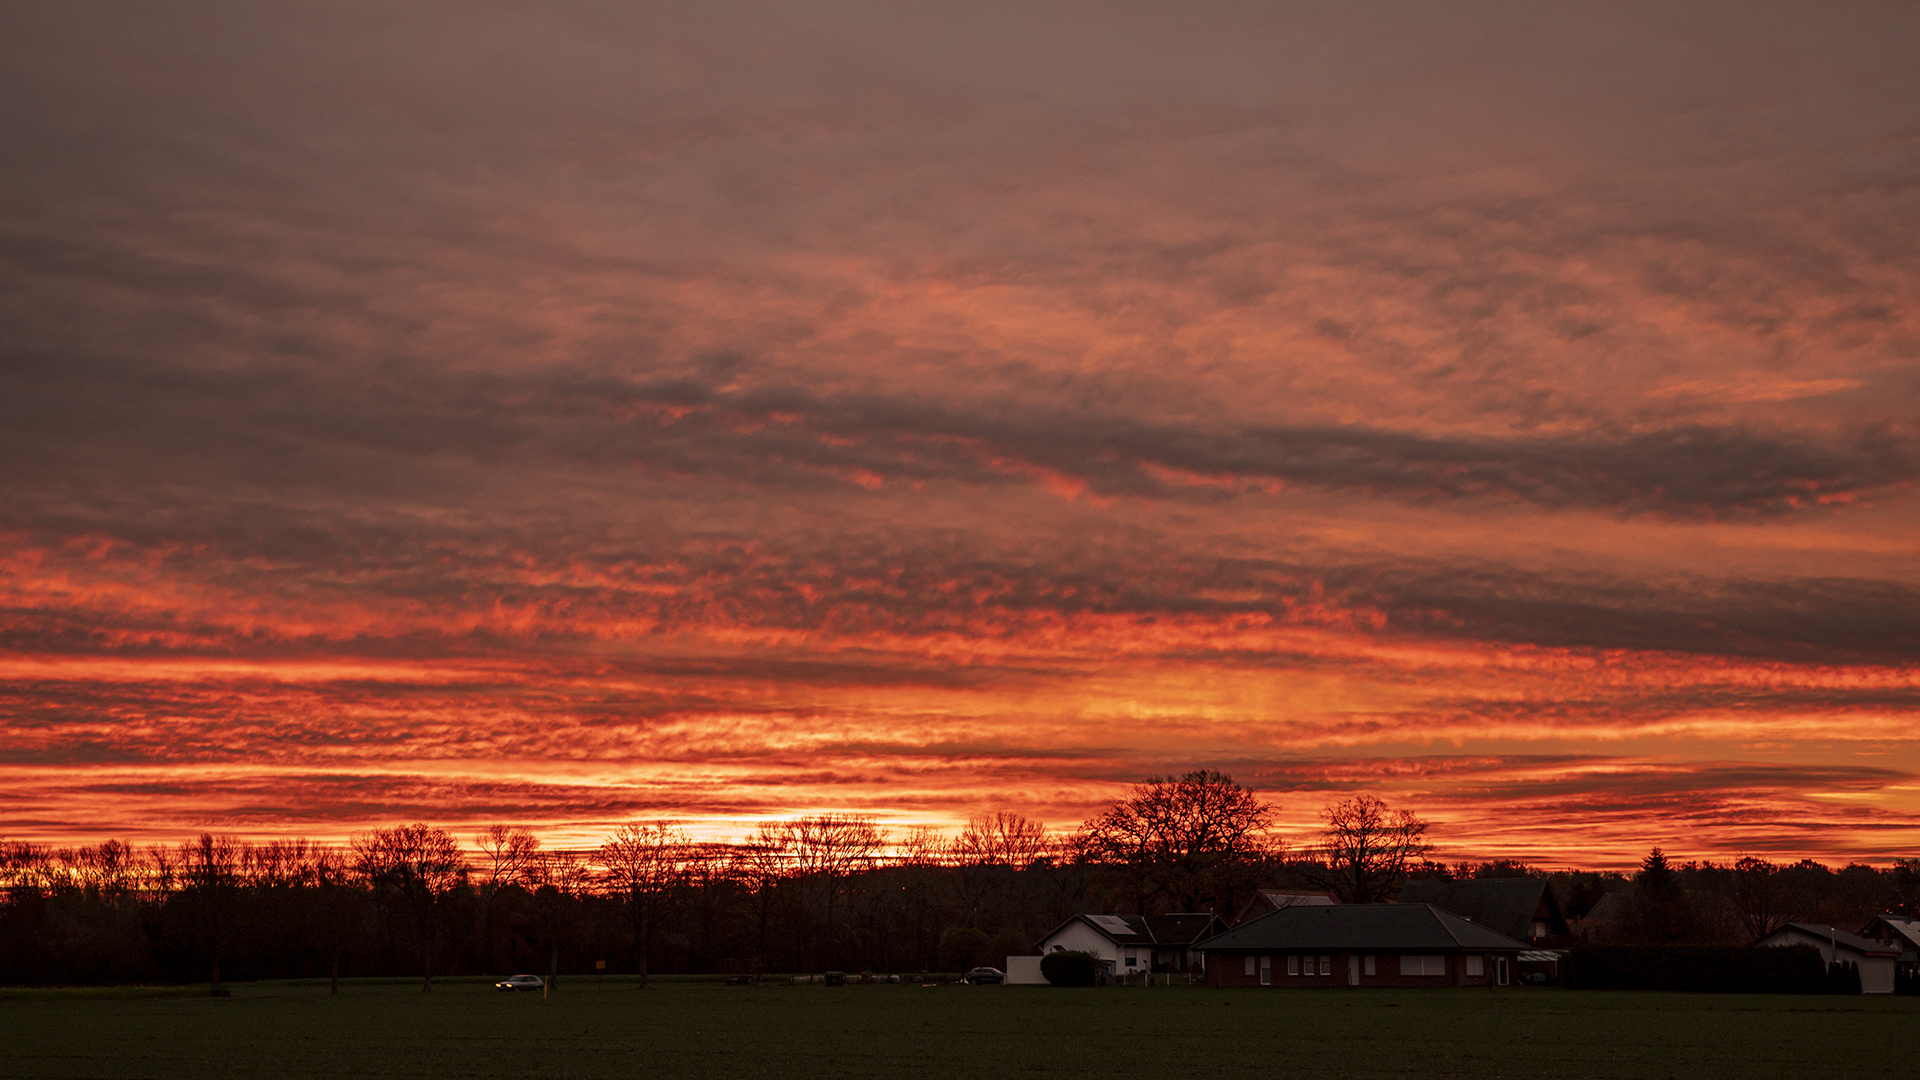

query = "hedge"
[
  {"left": 1562, "top": 944, "right": 1834, "bottom": 993},
  {"left": 1039, "top": 950, "right": 1100, "bottom": 987}
]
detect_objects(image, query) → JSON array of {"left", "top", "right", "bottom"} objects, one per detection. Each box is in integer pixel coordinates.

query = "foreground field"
[{"left": 3, "top": 977, "right": 1915, "bottom": 1080}]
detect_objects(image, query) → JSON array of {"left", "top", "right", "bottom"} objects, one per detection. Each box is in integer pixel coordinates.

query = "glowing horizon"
[{"left": 3, "top": 2, "right": 1918, "bottom": 873}]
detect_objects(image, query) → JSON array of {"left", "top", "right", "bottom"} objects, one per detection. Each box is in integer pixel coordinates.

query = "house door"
[
  {"left": 1347, "top": 955, "right": 1359, "bottom": 986},
  {"left": 1495, "top": 958, "right": 1509, "bottom": 986},
  {"left": 1259, "top": 955, "right": 1271, "bottom": 986}
]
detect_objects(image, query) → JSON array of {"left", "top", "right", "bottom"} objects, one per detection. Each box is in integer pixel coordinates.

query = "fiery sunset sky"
[{"left": 4, "top": 2, "right": 1919, "bottom": 867}]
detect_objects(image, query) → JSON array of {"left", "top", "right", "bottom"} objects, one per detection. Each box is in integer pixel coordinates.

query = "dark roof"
[
  {"left": 1396, "top": 878, "right": 1565, "bottom": 940},
  {"left": 1860, "top": 915, "right": 1920, "bottom": 953},
  {"left": 1141, "top": 913, "right": 1229, "bottom": 946},
  {"left": 1764, "top": 923, "right": 1900, "bottom": 957},
  {"left": 1195, "top": 903, "right": 1529, "bottom": 952},
  {"left": 1040, "top": 912, "right": 1227, "bottom": 948},
  {"left": 1232, "top": 890, "right": 1339, "bottom": 924}
]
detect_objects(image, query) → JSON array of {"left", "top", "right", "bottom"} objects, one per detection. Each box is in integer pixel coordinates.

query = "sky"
[{"left": 3, "top": 1, "right": 1919, "bottom": 867}]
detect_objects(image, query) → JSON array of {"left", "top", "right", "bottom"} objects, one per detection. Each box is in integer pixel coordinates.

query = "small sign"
[{"left": 595, "top": 960, "right": 606, "bottom": 970}]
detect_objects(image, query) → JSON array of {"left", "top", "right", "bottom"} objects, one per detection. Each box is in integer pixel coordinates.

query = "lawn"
[{"left": 2, "top": 977, "right": 1914, "bottom": 1079}]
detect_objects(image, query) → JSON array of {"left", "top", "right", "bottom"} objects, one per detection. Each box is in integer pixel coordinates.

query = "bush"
[
  {"left": 1040, "top": 950, "right": 1099, "bottom": 987},
  {"left": 1827, "top": 960, "right": 1861, "bottom": 995},
  {"left": 1562, "top": 944, "right": 1826, "bottom": 993},
  {"left": 936, "top": 927, "right": 992, "bottom": 973}
]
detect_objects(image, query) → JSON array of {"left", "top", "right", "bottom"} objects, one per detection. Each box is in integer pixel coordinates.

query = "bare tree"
[
  {"left": 76, "top": 839, "right": 141, "bottom": 898},
  {"left": 955, "top": 813, "right": 1051, "bottom": 867},
  {"left": 351, "top": 824, "right": 468, "bottom": 992},
  {"left": 473, "top": 825, "right": 540, "bottom": 973},
  {"left": 757, "top": 815, "right": 884, "bottom": 969},
  {"left": 735, "top": 826, "right": 794, "bottom": 963},
  {"left": 1305, "top": 794, "right": 1429, "bottom": 903},
  {"left": 894, "top": 826, "right": 947, "bottom": 868},
  {"left": 178, "top": 834, "right": 244, "bottom": 995},
  {"left": 1076, "top": 769, "right": 1275, "bottom": 914},
  {"left": 527, "top": 850, "right": 592, "bottom": 988},
  {"left": 311, "top": 846, "right": 360, "bottom": 995},
  {"left": 597, "top": 823, "right": 688, "bottom": 988},
  {"left": 1716, "top": 856, "right": 1791, "bottom": 940}
]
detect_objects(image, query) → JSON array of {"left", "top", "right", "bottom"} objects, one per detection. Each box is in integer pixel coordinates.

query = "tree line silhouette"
[{"left": 3, "top": 772, "right": 1915, "bottom": 988}]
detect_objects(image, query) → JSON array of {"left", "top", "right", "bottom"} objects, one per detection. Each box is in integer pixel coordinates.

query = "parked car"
[
  {"left": 494, "top": 974, "right": 544, "bottom": 992},
  {"left": 963, "top": 966, "right": 1005, "bottom": 985}
]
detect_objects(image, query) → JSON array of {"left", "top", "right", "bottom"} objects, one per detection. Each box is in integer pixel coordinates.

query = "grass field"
[{"left": 3, "top": 977, "right": 1915, "bottom": 1079}]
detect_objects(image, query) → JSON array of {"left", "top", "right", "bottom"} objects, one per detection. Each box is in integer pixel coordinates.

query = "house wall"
[
  {"left": 1206, "top": 951, "right": 1506, "bottom": 989},
  {"left": 1040, "top": 921, "right": 1131, "bottom": 974}
]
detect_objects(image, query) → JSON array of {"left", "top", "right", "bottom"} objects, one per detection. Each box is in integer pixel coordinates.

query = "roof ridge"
[
  {"left": 1422, "top": 903, "right": 1469, "bottom": 947},
  {"left": 1781, "top": 921, "right": 1898, "bottom": 954}
]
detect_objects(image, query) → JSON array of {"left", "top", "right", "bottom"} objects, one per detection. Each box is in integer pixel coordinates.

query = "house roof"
[
  {"left": 1396, "top": 878, "right": 1566, "bottom": 940},
  {"left": 1860, "top": 915, "right": 1920, "bottom": 953},
  {"left": 1761, "top": 923, "right": 1900, "bottom": 958},
  {"left": 1231, "top": 890, "right": 1341, "bottom": 926},
  {"left": 1249, "top": 890, "right": 1340, "bottom": 908},
  {"left": 1040, "top": 912, "right": 1227, "bottom": 949},
  {"left": 1194, "top": 903, "right": 1530, "bottom": 952}
]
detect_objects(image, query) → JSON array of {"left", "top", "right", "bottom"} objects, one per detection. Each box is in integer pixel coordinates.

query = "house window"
[
  {"left": 1399, "top": 955, "right": 1445, "bottom": 976},
  {"left": 1464, "top": 955, "right": 1484, "bottom": 977},
  {"left": 1126, "top": 956, "right": 1137, "bottom": 967},
  {"left": 1259, "top": 955, "right": 1271, "bottom": 986},
  {"left": 1532, "top": 920, "right": 1549, "bottom": 938},
  {"left": 1286, "top": 956, "right": 1299, "bottom": 976},
  {"left": 1318, "top": 956, "right": 1331, "bottom": 976},
  {"left": 1244, "top": 956, "right": 1255, "bottom": 977},
  {"left": 1363, "top": 956, "right": 1376, "bottom": 976}
]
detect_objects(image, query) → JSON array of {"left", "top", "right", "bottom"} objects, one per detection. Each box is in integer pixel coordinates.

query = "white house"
[
  {"left": 1010, "top": 913, "right": 1228, "bottom": 983},
  {"left": 1756, "top": 922, "right": 1899, "bottom": 994}
]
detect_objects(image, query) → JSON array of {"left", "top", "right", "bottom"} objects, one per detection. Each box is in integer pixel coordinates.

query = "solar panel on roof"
[{"left": 1089, "top": 915, "right": 1133, "bottom": 935}]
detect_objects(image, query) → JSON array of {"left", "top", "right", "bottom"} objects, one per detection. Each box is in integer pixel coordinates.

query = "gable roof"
[
  {"left": 1141, "top": 913, "right": 1230, "bottom": 946},
  {"left": 1760, "top": 923, "right": 1900, "bottom": 958},
  {"left": 1040, "top": 912, "right": 1228, "bottom": 949},
  {"left": 1232, "top": 890, "right": 1340, "bottom": 924},
  {"left": 1396, "top": 878, "right": 1566, "bottom": 940},
  {"left": 1859, "top": 915, "right": 1920, "bottom": 954},
  {"left": 1194, "top": 903, "right": 1530, "bottom": 952}
]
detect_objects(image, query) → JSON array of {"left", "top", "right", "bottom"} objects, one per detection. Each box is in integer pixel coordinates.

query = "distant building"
[
  {"left": 1397, "top": 878, "right": 1571, "bottom": 946},
  {"left": 1030, "top": 913, "right": 1229, "bottom": 978},
  {"left": 1195, "top": 903, "right": 1530, "bottom": 988},
  {"left": 1755, "top": 923, "right": 1899, "bottom": 994},
  {"left": 1231, "top": 889, "right": 1340, "bottom": 925},
  {"left": 1856, "top": 914, "right": 1920, "bottom": 975}
]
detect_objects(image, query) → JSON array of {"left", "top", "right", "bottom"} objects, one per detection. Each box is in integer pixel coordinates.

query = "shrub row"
[{"left": 1563, "top": 944, "right": 1848, "bottom": 993}]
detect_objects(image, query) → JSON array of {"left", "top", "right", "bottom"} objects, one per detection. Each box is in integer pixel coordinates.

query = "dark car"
[
  {"left": 494, "top": 974, "right": 544, "bottom": 991},
  {"left": 963, "top": 966, "right": 1004, "bottom": 985}
]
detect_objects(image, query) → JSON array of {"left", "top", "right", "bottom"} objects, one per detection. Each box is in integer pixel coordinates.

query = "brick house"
[
  {"left": 1398, "top": 877, "right": 1573, "bottom": 982},
  {"left": 1194, "top": 903, "right": 1530, "bottom": 988}
]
